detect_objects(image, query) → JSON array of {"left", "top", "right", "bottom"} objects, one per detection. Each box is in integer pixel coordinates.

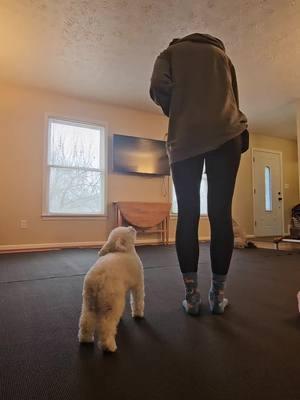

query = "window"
[
  {"left": 45, "top": 118, "right": 106, "bottom": 216},
  {"left": 264, "top": 166, "right": 272, "bottom": 212},
  {"left": 171, "top": 169, "right": 208, "bottom": 216}
]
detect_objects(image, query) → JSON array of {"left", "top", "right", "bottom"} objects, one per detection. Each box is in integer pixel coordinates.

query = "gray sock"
[
  {"left": 182, "top": 272, "right": 200, "bottom": 304},
  {"left": 209, "top": 273, "right": 228, "bottom": 314},
  {"left": 211, "top": 273, "right": 226, "bottom": 293}
]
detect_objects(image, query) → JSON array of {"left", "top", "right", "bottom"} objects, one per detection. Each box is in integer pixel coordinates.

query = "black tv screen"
[{"left": 113, "top": 134, "right": 170, "bottom": 176}]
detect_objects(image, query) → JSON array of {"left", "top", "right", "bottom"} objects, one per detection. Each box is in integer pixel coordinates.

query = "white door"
[{"left": 253, "top": 149, "right": 283, "bottom": 236}]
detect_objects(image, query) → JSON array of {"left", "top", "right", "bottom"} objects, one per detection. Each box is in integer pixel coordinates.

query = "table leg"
[
  {"left": 166, "top": 217, "right": 169, "bottom": 245},
  {"left": 117, "top": 208, "right": 122, "bottom": 227}
]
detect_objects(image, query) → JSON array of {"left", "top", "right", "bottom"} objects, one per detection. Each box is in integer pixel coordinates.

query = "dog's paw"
[
  {"left": 101, "top": 338, "right": 117, "bottom": 353},
  {"left": 132, "top": 312, "right": 144, "bottom": 319},
  {"left": 78, "top": 332, "right": 94, "bottom": 344},
  {"left": 234, "top": 244, "right": 245, "bottom": 249}
]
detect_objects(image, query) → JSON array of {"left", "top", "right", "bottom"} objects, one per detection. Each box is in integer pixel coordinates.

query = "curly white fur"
[
  {"left": 78, "top": 226, "right": 144, "bottom": 352},
  {"left": 233, "top": 218, "right": 247, "bottom": 248},
  {"left": 233, "top": 218, "right": 256, "bottom": 249}
]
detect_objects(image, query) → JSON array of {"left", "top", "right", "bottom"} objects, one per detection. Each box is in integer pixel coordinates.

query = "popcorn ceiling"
[{"left": 0, "top": 0, "right": 299, "bottom": 137}]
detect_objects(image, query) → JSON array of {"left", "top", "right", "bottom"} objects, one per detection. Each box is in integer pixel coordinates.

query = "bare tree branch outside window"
[{"left": 47, "top": 120, "right": 105, "bottom": 214}]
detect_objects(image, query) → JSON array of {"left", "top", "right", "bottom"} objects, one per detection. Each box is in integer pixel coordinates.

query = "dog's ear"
[
  {"left": 98, "top": 241, "right": 112, "bottom": 256},
  {"left": 114, "top": 237, "right": 127, "bottom": 252},
  {"left": 98, "top": 237, "right": 127, "bottom": 256}
]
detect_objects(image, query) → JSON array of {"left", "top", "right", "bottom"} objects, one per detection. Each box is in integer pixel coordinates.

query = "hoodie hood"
[{"left": 170, "top": 33, "right": 225, "bottom": 52}]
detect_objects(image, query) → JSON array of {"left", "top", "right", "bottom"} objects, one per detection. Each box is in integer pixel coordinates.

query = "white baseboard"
[
  {"left": 250, "top": 233, "right": 289, "bottom": 240},
  {"left": 199, "top": 236, "right": 210, "bottom": 241},
  {"left": 0, "top": 241, "right": 104, "bottom": 254},
  {"left": 0, "top": 236, "right": 212, "bottom": 254},
  {"left": 0, "top": 239, "right": 163, "bottom": 253}
]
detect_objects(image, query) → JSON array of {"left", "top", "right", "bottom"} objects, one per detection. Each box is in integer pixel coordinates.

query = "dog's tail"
[
  {"left": 84, "top": 272, "right": 119, "bottom": 316},
  {"left": 83, "top": 273, "right": 107, "bottom": 312}
]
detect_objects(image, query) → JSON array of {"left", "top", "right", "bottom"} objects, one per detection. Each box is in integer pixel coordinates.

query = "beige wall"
[
  {"left": 297, "top": 104, "right": 300, "bottom": 197},
  {"left": 0, "top": 83, "right": 170, "bottom": 247},
  {"left": 0, "top": 83, "right": 298, "bottom": 249},
  {"left": 232, "top": 132, "right": 255, "bottom": 235}
]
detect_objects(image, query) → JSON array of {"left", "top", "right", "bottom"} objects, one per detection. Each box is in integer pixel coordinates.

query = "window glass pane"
[
  {"left": 49, "top": 167, "right": 104, "bottom": 214},
  {"left": 171, "top": 174, "right": 208, "bottom": 216},
  {"left": 171, "top": 185, "right": 178, "bottom": 214},
  {"left": 49, "top": 120, "right": 101, "bottom": 169},
  {"left": 265, "top": 166, "right": 272, "bottom": 211}
]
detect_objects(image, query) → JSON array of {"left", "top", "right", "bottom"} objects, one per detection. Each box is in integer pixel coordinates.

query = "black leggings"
[{"left": 171, "top": 135, "right": 241, "bottom": 275}]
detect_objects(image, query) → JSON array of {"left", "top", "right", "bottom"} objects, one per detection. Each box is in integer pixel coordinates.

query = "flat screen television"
[{"left": 113, "top": 134, "right": 170, "bottom": 176}]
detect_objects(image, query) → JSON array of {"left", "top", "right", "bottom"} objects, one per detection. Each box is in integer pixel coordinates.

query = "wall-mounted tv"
[{"left": 113, "top": 134, "right": 170, "bottom": 176}]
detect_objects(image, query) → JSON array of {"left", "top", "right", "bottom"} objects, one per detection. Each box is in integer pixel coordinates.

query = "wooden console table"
[{"left": 113, "top": 201, "right": 171, "bottom": 245}]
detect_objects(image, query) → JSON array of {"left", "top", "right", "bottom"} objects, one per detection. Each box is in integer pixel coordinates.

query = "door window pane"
[{"left": 265, "top": 166, "right": 272, "bottom": 211}]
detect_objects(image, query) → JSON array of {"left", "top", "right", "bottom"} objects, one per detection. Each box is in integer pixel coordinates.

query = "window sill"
[{"left": 41, "top": 214, "right": 108, "bottom": 220}]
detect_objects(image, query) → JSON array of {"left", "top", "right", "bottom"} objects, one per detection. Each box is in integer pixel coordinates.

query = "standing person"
[{"left": 150, "top": 33, "right": 248, "bottom": 315}]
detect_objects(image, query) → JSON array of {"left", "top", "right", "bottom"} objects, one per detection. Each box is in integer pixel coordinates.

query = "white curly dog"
[{"left": 78, "top": 226, "right": 144, "bottom": 352}]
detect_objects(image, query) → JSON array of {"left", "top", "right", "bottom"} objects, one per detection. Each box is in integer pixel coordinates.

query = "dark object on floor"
[
  {"left": 245, "top": 240, "right": 257, "bottom": 248},
  {"left": 290, "top": 203, "right": 300, "bottom": 239},
  {"left": 0, "top": 245, "right": 300, "bottom": 400},
  {"left": 274, "top": 203, "right": 300, "bottom": 248}
]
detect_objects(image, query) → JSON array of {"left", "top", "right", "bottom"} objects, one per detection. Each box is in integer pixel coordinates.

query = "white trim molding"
[
  {"left": 42, "top": 113, "right": 109, "bottom": 218},
  {"left": 0, "top": 241, "right": 104, "bottom": 254},
  {"left": 0, "top": 236, "right": 214, "bottom": 254},
  {"left": 251, "top": 147, "right": 285, "bottom": 236}
]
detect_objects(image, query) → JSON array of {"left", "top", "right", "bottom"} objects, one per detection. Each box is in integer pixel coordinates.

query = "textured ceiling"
[{"left": 1, "top": 0, "right": 300, "bottom": 138}]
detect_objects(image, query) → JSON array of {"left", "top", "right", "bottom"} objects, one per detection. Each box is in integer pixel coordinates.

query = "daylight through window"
[
  {"left": 46, "top": 118, "right": 105, "bottom": 215},
  {"left": 264, "top": 166, "right": 272, "bottom": 212},
  {"left": 171, "top": 169, "right": 208, "bottom": 216}
]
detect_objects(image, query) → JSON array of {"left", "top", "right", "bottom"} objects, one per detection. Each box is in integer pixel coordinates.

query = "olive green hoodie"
[{"left": 150, "top": 33, "right": 248, "bottom": 163}]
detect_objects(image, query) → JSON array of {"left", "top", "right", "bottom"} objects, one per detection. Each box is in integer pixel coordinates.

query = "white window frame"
[
  {"left": 170, "top": 171, "right": 208, "bottom": 218},
  {"left": 42, "top": 115, "right": 108, "bottom": 218}
]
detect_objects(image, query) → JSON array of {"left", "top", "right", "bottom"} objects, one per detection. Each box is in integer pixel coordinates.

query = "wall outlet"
[
  {"left": 20, "top": 219, "right": 28, "bottom": 229},
  {"left": 284, "top": 183, "right": 290, "bottom": 189}
]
